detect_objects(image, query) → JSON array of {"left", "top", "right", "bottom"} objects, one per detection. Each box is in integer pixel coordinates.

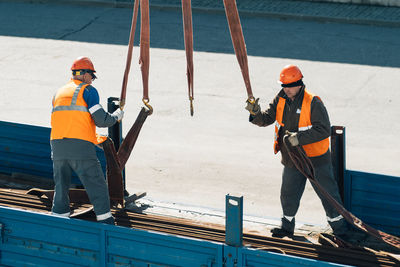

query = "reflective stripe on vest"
[
  {"left": 52, "top": 83, "right": 89, "bottom": 113},
  {"left": 299, "top": 90, "right": 329, "bottom": 157},
  {"left": 274, "top": 97, "right": 286, "bottom": 154},
  {"left": 274, "top": 90, "right": 329, "bottom": 157},
  {"left": 50, "top": 80, "right": 103, "bottom": 144}
]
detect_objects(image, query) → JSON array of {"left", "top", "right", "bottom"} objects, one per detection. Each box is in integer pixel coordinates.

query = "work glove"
[
  {"left": 245, "top": 98, "right": 260, "bottom": 115},
  {"left": 284, "top": 131, "right": 299, "bottom": 146},
  {"left": 112, "top": 108, "right": 124, "bottom": 121}
]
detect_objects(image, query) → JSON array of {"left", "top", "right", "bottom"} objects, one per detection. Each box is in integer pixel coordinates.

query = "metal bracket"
[
  {"left": 331, "top": 125, "right": 346, "bottom": 202},
  {"left": 225, "top": 194, "right": 243, "bottom": 247},
  {"left": 107, "top": 96, "right": 126, "bottom": 190},
  {"left": 107, "top": 97, "right": 123, "bottom": 152}
]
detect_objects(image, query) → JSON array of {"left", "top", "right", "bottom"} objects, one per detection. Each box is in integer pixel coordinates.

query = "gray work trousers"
[
  {"left": 52, "top": 159, "right": 111, "bottom": 218},
  {"left": 280, "top": 163, "right": 348, "bottom": 234}
]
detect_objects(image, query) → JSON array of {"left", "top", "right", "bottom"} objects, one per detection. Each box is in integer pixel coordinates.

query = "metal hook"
[
  {"left": 190, "top": 97, "right": 194, "bottom": 117},
  {"left": 119, "top": 99, "right": 125, "bottom": 111},
  {"left": 142, "top": 98, "right": 153, "bottom": 115},
  {"left": 246, "top": 96, "right": 255, "bottom": 104}
]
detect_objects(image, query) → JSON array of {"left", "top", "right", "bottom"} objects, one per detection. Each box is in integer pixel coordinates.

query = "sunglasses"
[
  {"left": 86, "top": 71, "right": 97, "bottom": 81},
  {"left": 73, "top": 70, "right": 97, "bottom": 80}
]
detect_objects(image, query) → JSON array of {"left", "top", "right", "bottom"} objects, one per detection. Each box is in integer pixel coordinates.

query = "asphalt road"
[{"left": 1, "top": 1, "right": 399, "bottom": 227}]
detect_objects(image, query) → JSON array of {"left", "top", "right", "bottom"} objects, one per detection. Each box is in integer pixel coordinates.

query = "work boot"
[
  {"left": 329, "top": 218, "right": 348, "bottom": 236},
  {"left": 271, "top": 217, "right": 295, "bottom": 238},
  {"left": 98, "top": 216, "right": 115, "bottom": 225}
]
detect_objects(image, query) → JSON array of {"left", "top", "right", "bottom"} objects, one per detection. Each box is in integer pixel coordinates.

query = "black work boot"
[
  {"left": 98, "top": 216, "right": 115, "bottom": 225},
  {"left": 329, "top": 218, "right": 348, "bottom": 237},
  {"left": 271, "top": 217, "right": 295, "bottom": 238}
]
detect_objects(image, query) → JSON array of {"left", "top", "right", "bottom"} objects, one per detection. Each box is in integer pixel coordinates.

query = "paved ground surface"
[{"left": 0, "top": 0, "right": 399, "bottom": 235}]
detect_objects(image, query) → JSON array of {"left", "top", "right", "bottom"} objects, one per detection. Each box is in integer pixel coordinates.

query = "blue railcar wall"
[
  {"left": 344, "top": 170, "right": 400, "bottom": 236},
  {"left": 0, "top": 120, "right": 397, "bottom": 265},
  {"left": 0, "top": 206, "right": 344, "bottom": 267},
  {"left": 0, "top": 121, "right": 106, "bottom": 185}
]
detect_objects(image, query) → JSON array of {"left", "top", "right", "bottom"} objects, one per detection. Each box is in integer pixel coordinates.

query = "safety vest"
[
  {"left": 50, "top": 80, "right": 106, "bottom": 145},
  {"left": 274, "top": 89, "right": 329, "bottom": 157}
]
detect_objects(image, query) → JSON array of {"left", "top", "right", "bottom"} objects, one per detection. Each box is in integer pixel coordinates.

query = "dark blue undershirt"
[{"left": 82, "top": 85, "right": 100, "bottom": 110}]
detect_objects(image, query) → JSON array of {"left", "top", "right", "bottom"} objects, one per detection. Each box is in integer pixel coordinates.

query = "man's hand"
[
  {"left": 113, "top": 108, "right": 124, "bottom": 121},
  {"left": 284, "top": 131, "right": 299, "bottom": 146},
  {"left": 245, "top": 98, "right": 260, "bottom": 115}
]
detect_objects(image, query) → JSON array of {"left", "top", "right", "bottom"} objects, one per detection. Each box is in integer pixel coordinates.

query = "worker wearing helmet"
[
  {"left": 50, "top": 56, "right": 124, "bottom": 224},
  {"left": 245, "top": 64, "right": 348, "bottom": 238}
]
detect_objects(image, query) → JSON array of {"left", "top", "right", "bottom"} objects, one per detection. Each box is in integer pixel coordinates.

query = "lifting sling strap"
[
  {"left": 117, "top": 107, "right": 148, "bottom": 169},
  {"left": 139, "top": 0, "right": 152, "bottom": 113},
  {"left": 283, "top": 138, "right": 400, "bottom": 251},
  {"left": 223, "top": 0, "right": 254, "bottom": 103},
  {"left": 105, "top": 0, "right": 152, "bottom": 208},
  {"left": 182, "top": 0, "right": 194, "bottom": 116},
  {"left": 103, "top": 138, "right": 125, "bottom": 207},
  {"left": 119, "top": 0, "right": 139, "bottom": 110}
]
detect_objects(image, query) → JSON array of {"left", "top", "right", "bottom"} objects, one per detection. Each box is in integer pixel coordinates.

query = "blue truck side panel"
[
  {"left": 0, "top": 121, "right": 106, "bottom": 185},
  {"left": 344, "top": 170, "right": 400, "bottom": 236},
  {"left": 0, "top": 206, "right": 343, "bottom": 267},
  {"left": 0, "top": 206, "right": 223, "bottom": 267},
  {"left": 0, "top": 120, "right": 396, "bottom": 265},
  {"left": 240, "top": 248, "right": 345, "bottom": 267}
]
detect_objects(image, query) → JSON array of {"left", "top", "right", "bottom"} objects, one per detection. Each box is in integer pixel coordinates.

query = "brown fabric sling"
[
  {"left": 139, "top": 0, "right": 152, "bottom": 112},
  {"left": 120, "top": 0, "right": 139, "bottom": 110},
  {"left": 223, "top": 0, "right": 254, "bottom": 102},
  {"left": 182, "top": 0, "right": 194, "bottom": 116},
  {"left": 105, "top": 0, "right": 151, "bottom": 207},
  {"left": 284, "top": 137, "right": 400, "bottom": 251}
]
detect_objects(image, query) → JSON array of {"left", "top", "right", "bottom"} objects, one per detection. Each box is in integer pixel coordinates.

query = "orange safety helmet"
[
  {"left": 279, "top": 64, "right": 303, "bottom": 85},
  {"left": 71, "top": 56, "right": 96, "bottom": 72}
]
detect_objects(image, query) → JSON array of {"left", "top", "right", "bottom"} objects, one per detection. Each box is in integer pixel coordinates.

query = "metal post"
[
  {"left": 331, "top": 126, "right": 346, "bottom": 202},
  {"left": 107, "top": 97, "right": 125, "bottom": 191},
  {"left": 225, "top": 194, "right": 243, "bottom": 247},
  {"left": 107, "top": 97, "right": 122, "bottom": 151}
]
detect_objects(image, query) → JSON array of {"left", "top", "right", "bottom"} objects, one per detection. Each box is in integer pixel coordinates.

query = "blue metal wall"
[
  {"left": 0, "top": 206, "right": 343, "bottom": 267},
  {"left": 0, "top": 121, "right": 106, "bottom": 185},
  {"left": 344, "top": 170, "right": 400, "bottom": 236}
]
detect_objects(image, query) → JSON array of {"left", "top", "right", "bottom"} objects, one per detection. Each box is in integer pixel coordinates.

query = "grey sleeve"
[
  {"left": 297, "top": 97, "right": 331, "bottom": 145},
  {"left": 89, "top": 104, "right": 118, "bottom": 128},
  {"left": 249, "top": 96, "right": 278, "bottom": 127}
]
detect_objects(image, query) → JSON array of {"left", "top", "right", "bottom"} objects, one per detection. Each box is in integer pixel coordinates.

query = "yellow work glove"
[{"left": 245, "top": 98, "right": 260, "bottom": 115}]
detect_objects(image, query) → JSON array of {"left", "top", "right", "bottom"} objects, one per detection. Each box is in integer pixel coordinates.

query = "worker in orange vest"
[
  {"left": 50, "top": 56, "right": 123, "bottom": 224},
  {"left": 245, "top": 65, "right": 348, "bottom": 238}
]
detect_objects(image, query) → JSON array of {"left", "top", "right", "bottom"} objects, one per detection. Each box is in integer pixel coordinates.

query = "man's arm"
[
  {"left": 248, "top": 95, "right": 278, "bottom": 127},
  {"left": 83, "top": 86, "right": 123, "bottom": 128}
]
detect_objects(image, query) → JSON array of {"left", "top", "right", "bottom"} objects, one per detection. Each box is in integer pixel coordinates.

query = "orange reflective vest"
[
  {"left": 274, "top": 89, "right": 329, "bottom": 157},
  {"left": 50, "top": 80, "right": 106, "bottom": 145}
]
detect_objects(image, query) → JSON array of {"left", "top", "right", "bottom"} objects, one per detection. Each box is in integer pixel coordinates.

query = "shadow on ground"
[{"left": 1, "top": 2, "right": 399, "bottom": 67}]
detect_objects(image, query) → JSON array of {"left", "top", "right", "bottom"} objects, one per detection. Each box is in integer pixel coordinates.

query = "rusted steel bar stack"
[{"left": 0, "top": 188, "right": 398, "bottom": 267}]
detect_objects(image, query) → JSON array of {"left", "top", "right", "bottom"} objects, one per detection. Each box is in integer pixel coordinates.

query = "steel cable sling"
[
  {"left": 283, "top": 138, "right": 400, "bottom": 251},
  {"left": 103, "top": 0, "right": 151, "bottom": 207}
]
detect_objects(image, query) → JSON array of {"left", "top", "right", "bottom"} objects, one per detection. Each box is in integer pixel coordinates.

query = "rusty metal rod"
[{"left": 1, "top": 188, "right": 398, "bottom": 267}]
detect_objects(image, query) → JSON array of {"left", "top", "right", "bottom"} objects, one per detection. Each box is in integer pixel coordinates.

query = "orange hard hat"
[
  {"left": 71, "top": 56, "right": 96, "bottom": 72},
  {"left": 279, "top": 65, "right": 303, "bottom": 85}
]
